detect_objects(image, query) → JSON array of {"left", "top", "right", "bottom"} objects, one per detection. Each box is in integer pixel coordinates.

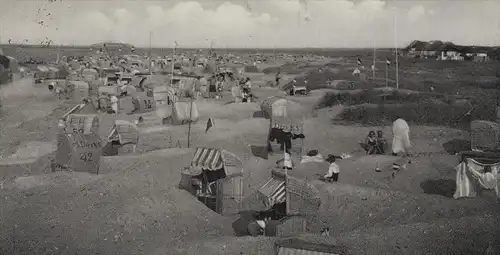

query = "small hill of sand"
[
  {"left": 307, "top": 181, "right": 496, "bottom": 236},
  {"left": 171, "top": 215, "right": 497, "bottom": 255},
  {"left": 0, "top": 147, "right": 234, "bottom": 255}
]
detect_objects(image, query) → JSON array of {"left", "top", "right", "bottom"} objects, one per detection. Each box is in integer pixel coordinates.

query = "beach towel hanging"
[{"left": 453, "top": 158, "right": 500, "bottom": 199}]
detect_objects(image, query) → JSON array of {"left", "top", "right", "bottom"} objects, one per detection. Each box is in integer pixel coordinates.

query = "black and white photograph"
[{"left": 0, "top": 0, "right": 499, "bottom": 254}]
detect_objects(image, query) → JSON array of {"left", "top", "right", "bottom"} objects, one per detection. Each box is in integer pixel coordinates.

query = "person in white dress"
[
  {"left": 392, "top": 117, "right": 411, "bottom": 156},
  {"left": 110, "top": 95, "right": 119, "bottom": 114}
]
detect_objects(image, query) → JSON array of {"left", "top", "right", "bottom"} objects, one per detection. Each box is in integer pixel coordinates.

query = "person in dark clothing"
[
  {"left": 268, "top": 128, "right": 305, "bottom": 152},
  {"left": 376, "top": 130, "right": 386, "bottom": 154},
  {"left": 364, "top": 131, "right": 377, "bottom": 155},
  {"left": 275, "top": 71, "right": 281, "bottom": 87}
]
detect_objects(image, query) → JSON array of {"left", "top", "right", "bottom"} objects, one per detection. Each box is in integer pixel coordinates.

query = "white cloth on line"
[
  {"left": 284, "top": 152, "right": 293, "bottom": 168},
  {"left": 300, "top": 154, "right": 324, "bottom": 164},
  {"left": 453, "top": 158, "right": 500, "bottom": 199}
]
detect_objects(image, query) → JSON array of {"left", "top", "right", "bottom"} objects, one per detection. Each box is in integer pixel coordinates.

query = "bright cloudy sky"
[{"left": 1, "top": 0, "right": 499, "bottom": 48}]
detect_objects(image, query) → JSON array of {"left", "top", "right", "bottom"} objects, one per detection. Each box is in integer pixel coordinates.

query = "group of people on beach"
[
  {"left": 274, "top": 117, "right": 412, "bottom": 184},
  {"left": 363, "top": 130, "right": 387, "bottom": 155}
]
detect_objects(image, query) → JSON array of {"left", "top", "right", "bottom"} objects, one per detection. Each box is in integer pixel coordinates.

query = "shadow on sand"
[
  {"left": 250, "top": 145, "right": 269, "bottom": 159},
  {"left": 420, "top": 179, "right": 456, "bottom": 198},
  {"left": 442, "top": 139, "right": 471, "bottom": 155}
]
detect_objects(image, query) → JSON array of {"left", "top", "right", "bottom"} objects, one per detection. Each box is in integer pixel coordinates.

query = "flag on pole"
[
  {"left": 245, "top": 0, "right": 252, "bottom": 12},
  {"left": 206, "top": 117, "right": 214, "bottom": 133},
  {"left": 298, "top": 0, "right": 311, "bottom": 22},
  {"left": 174, "top": 41, "right": 179, "bottom": 49},
  {"left": 386, "top": 58, "right": 391, "bottom": 65},
  {"left": 357, "top": 58, "right": 362, "bottom": 65}
]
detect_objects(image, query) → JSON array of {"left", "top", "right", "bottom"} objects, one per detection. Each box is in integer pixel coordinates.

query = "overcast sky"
[{"left": 1, "top": 0, "right": 499, "bottom": 48}]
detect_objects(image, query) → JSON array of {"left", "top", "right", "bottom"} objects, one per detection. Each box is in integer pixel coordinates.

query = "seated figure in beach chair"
[{"left": 362, "top": 131, "right": 378, "bottom": 155}]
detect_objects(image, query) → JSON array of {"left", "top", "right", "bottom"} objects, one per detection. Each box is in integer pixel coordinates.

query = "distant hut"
[
  {"left": 103, "top": 120, "right": 140, "bottom": 156},
  {"left": 34, "top": 65, "right": 50, "bottom": 82},
  {"left": 170, "top": 100, "right": 199, "bottom": 125},
  {"left": 65, "top": 80, "right": 90, "bottom": 102},
  {"left": 470, "top": 120, "right": 500, "bottom": 153},
  {"left": 132, "top": 95, "right": 156, "bottom": 113},
  {"left": 81, "top": 68, "right": 99, "bottom": 81},
  {"left": 55, "top": 133, "right": 102, "bottom": 174}
]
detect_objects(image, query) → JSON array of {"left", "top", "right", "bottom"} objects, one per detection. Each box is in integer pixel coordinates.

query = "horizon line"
[{"left": 0, "top": 44, "right": 401, "bottom": 50}]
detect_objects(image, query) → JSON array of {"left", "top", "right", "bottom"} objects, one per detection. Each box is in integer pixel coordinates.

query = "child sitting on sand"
[
  {"left": 324, "top": 154, "right": 340, "bottom": 182},
  {"left": 364, "top": 131, "right": 377, "bottom": 155}
]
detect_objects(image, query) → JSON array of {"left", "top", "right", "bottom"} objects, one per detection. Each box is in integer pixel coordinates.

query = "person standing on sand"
[
  {"left": 392, "top": 117, "right": 411, "bottom": 156},
  {"left": 376, "top": 130, "right": 387, "bottom": 154},
  {"left": 109, "top": 94, "right": 119, "bottom": 114},
  {"left": 275, "top": 71, "right": 281, "bottom": 87}
]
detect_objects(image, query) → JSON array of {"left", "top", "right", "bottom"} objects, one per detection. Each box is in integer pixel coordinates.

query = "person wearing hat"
[{"left": 324, "top": 154, "right": 340, "bottom": 182}]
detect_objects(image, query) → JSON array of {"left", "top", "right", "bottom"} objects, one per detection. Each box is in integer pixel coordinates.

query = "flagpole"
[
  {"left": 170, "top": 42, "right": 176, "bottom": 86},
  {"left": 149, "top": 31, "right": 152, "bottom": 75},
  {"left": 297, "top": 9, "right": 300, "bottom": 28},
  {"left": 385, "top": 61, "right": 388, "bottom": 88},
  {"left": 394, "top": 8, "right": 399, "bottom": 90},
  {"left": 187, "top": 98, "right": 193, "bottom": 148},
  {"left": 372, "top": 33, "right": 376, "bottom": 81}
]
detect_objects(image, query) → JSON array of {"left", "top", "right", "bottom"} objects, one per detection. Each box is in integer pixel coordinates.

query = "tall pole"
[
  {"left": 56, "top": 44, "right": 61, "bottom": 64},
  {"left": 170, "top": 42, "right": 176, "bottom": 86},
  {"left": 149, "top": 31, "right": 152, "bottom": 75},
  {"left": 372, "top": 32, "right": 376, "bottom": 81},
  {"left": 394, "top": 8, "right": 399, "bottom": 89},
  {"left": 297, "top": 9, "right": 300, "bottom": 28},
  {"left": 187, "top": 98, "right": 193, "bottom": 148},
  {"left": 385, "top": 62, "right": 388, "bottom": 88}
]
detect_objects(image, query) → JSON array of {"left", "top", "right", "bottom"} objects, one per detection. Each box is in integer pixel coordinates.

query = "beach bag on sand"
[{"left": 307, "top": 150, "right": 318, "bottom": 157}]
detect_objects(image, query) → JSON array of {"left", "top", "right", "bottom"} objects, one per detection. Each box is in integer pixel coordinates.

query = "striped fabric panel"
[
  {"left": 191, "top": 148, "right": 223, "bottom": 171},
  {"left": 259, "top": 177, "right": 286, "bottom": 207},
  {"left": 453, "top": 162, "right": 475, "bottom": 199}
]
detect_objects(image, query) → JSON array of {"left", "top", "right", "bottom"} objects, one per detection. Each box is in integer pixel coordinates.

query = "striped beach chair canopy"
[{"left": 190, "top": 147, "right": 243, "bottom": 177}]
